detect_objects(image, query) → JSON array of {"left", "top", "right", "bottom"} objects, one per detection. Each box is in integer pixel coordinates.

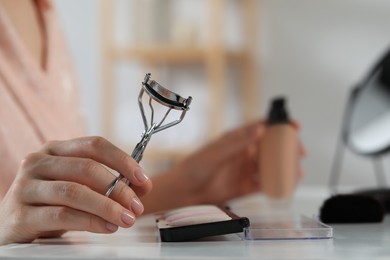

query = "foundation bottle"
[{"left": 259, "top": 97, "right": 299, "bottom": 199}]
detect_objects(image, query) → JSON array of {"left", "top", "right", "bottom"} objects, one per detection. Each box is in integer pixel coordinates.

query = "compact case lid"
[{"left": 155, "top": 205, "right": 250, "bottom": 242}]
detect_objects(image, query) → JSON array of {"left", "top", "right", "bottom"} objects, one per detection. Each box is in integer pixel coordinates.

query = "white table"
[{"left": 1, "top": 187, "right": 390, "bottom": 259}]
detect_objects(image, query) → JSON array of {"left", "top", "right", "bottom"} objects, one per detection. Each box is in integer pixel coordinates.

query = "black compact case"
[
  {"left": 155, "top": 205, "right": 250, "bottom": 242},
  {"left": 320, "top": 188, "right": 390, "bottom": 223}
]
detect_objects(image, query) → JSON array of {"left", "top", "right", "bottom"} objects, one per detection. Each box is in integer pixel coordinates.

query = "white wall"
[
  {"left": 54, "top": 0, "right": 390, "bottom": 189},
  {"left": 257, "top": 0, "right": 390, "bottom": 188},
  {"left": 54, "top": 0, "right": 101, "bottom": 135}
]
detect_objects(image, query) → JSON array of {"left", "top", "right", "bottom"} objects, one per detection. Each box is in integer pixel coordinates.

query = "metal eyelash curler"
[{"left": 105, "top": 73, "right": 192, "bottom": 197}]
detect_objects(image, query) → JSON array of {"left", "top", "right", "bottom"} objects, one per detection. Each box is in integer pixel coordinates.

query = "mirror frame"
[
  {"left": 342, "top": 48, "right": 390, "bottom": 156},
  {"left": 329, "top": 48, "right": 390, "bottom": 193}
]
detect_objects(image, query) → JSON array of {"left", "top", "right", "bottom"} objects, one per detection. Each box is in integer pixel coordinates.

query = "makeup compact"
[{"left": 155, "top": 205, "right": 250, "bottom": 242}]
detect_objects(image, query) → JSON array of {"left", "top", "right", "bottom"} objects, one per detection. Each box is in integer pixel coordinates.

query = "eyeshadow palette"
[{"left": 155, "top": 205, "right": 250, "bottom": 242}]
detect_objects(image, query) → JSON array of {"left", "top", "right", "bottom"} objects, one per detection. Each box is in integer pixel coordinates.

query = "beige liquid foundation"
[{"left": 259, "top": 97, "right": 299, "bottom": 199}]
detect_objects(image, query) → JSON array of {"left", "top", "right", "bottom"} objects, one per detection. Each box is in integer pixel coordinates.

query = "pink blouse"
[{"left": 0, "top": 0, "right": 87, "bottom": 197}]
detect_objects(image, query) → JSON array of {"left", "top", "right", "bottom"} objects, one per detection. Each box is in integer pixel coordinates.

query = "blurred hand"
[
  {"left": 0, "top": 136, "right": 152, "bottom": 245},
  {"left": 170, "top": 121, "right": 264, "bottom": 205},
  {"left": 145, "top": 120, "right": 306, "bottom": 212}
]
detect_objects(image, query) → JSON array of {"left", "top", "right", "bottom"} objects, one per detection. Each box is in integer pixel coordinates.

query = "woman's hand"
[
  {"left": 0, "top": 136, "right": 152, "bottom": 245},
  {"left": 143, "top": 120, "right": 305, "bottom": 213},
  {"left": 170, "top": 121, "right": 265, "bottom": 205},
  {"left": 143, "top": 121, "right": 264, "bottom": 212}
]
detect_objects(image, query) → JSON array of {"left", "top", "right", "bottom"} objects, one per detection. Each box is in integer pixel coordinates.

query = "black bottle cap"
[{"left": 267, "top": 97, "right": 289, "bottom": 124}]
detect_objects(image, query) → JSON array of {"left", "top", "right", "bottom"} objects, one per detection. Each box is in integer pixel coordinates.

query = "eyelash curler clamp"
[{"left": 105, "top": 73, "right": 192, "bottom": 197}]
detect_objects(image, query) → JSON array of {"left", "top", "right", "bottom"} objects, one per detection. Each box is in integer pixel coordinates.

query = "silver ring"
[{"left": 105, "top": 175, "right": 123, "bottom": 197}]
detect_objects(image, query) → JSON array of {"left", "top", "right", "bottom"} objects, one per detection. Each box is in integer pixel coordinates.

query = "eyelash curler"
[{"left": 105, "top": 73, "right": 192, "bottom": 197}]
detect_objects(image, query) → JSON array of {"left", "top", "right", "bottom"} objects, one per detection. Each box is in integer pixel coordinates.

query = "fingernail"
[
  {"left": 134, "top": 167, "right": 149, "bottom": 183},
  {"left": 131, "top": 197, "right": 144, "bottom": 215},
  {"left": 121, "top": 210, "right": 135, "bottom": 225},
  {"left": 106, "top": 222, "right": 118, "bottom": 232}
]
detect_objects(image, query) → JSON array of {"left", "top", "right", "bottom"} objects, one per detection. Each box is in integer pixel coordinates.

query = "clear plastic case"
[{"left": 243, "top": 214, "right": 333, "bottom": 240}]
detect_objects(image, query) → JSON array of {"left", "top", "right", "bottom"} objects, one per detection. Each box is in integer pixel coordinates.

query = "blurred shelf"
[
  {"left": 100, "top": 0, "right": 259, "bottom": 169},
  {"left": 108, "top": 46, "right": 249, "bottom": 64},
  {"left": 121, "top": 145, "right": 191, "bottom": 172}
]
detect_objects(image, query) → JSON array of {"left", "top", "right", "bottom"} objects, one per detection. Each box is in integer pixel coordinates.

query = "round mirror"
[{"left": 344, "top": 49, "right": 390, "bottom": 156}]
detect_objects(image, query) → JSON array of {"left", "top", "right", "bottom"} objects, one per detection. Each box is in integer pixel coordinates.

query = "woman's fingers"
[
  {"left": 23, "top": 180, "right": 136, "bottom": 228},
  {"left": 0, "top": 136, "right": 154, "bottom": 245},
  {"left": 40, "top": 137, "right": 152, "bottom": 189},
  {"left": 200, "top": 121, "right": 265, "bottom": 165},
  {"left": 21, "top": 153, "right": 145, "bottom": 215},
  {"left": 25, "top": 205, "right": 119, "bottom": 234}
]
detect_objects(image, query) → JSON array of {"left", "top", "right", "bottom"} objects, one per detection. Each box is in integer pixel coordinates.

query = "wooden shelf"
[
  {"left": 100, "top": 0, "right": 259, "bottom": 169},
  {"left": 121, "top": 144, "right": 192, "bottom": 172},
  {"left": 108, "top": 46, "right": 248, "bottom": 65}
]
